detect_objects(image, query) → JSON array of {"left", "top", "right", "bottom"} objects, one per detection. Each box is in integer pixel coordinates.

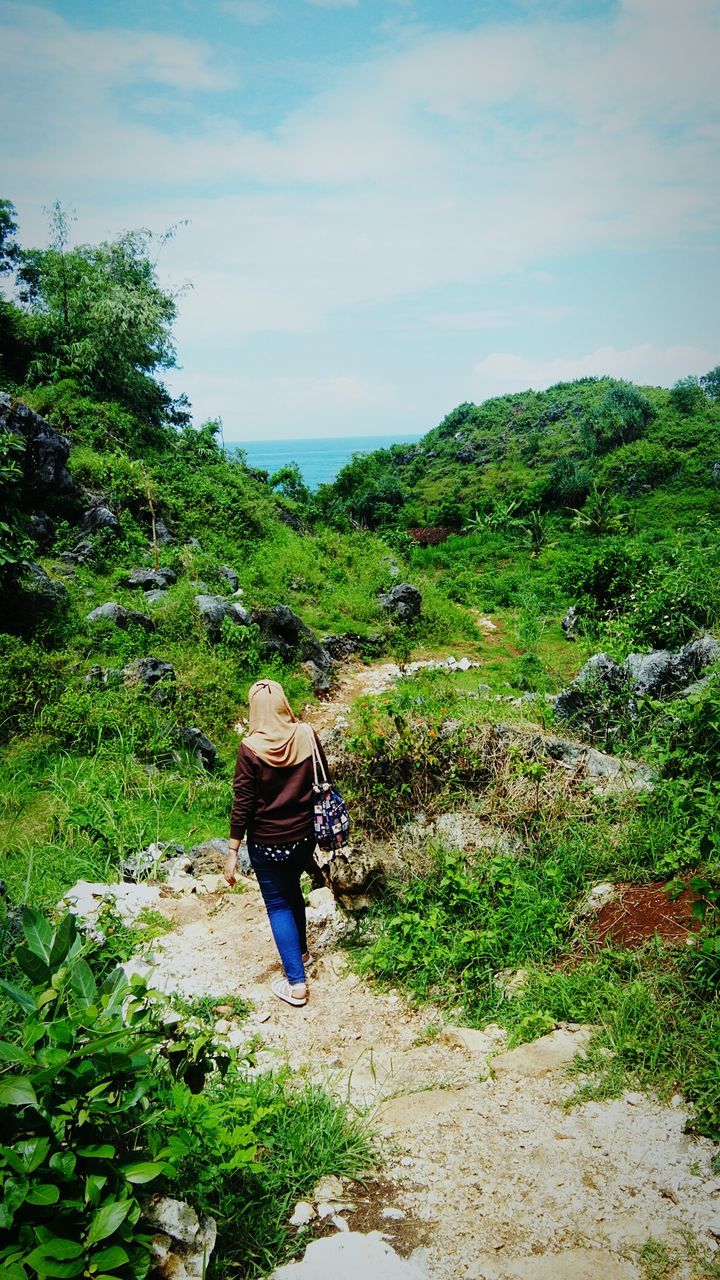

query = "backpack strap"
[{"left": 306, "top": 724, "right": 328, "bottom": 787}]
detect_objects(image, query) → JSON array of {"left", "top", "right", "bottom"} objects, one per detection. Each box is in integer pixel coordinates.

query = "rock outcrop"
[
  {"left": 122, "top": 566, "right": 177, "bottom": 592},
  {"left": 253, "top": 604, "right": 332, "bottom": 671},
  {"left": 377, "top": 582, "right": 422, "bottom": 623},
  {"left": 86, "top": 601, "right": 155, "bottom": 632},
  {"left": 195, "top": 593, "right": 251, "bottom": 641},
  {"left": 0, "top": 392, "right": 73, "bottom": 496},
  {"left": 554, "top": 635, "right": 720, "bottom": 724}
]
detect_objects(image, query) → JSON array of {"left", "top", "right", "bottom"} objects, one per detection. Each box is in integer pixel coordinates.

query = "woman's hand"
[{"left": 224, "top": 846, "right": 240, "bottom": 887}]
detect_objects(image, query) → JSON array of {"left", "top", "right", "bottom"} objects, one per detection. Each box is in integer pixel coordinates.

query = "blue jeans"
[{"left": 248, "top": 835, "right": 316, "bottom": 986}]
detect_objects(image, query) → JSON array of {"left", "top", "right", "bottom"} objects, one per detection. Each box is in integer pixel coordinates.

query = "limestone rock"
[
  {"left": 123, "top": 656, "right": 176, "bottom": 702},
  {"left": 190, "top": 836, "right": 251, "bottom": 876},
  {"left": 268, "top": 1231, "right": 429, "bottom": 1279},
  {"left": 26, "top": 511, "right": 56, "bottom": 551},
  {"left": 492, "top": 1026, "right": 593, "bottom": 1079},
  {"left": 122, "top": 566, "right": 177, "bottom": 592},
  {"left": 177, "top": 727, "right": 218, "bottom": 772},
  {"left": 0, "top": 392, "right": 73, "bottom": 495},
  {"left": 17, "top": 563, "right": 68, "bottom": 619},
  {"left": 143, "top": 1195, "right": 217, "bottom": 1280},
  {"left": 561, "top": 605, "right": 579, "bottom": 639},
  {"left": 86, "top": 601, "right": 155, "bottom": 632},
  {"left": 81, "top": 503, "right": 120, "bottom": 535},
  {"left": 252, "top": 604, "right": 332, "bottom": 671},
  {"left": 578, "top": 881, "right": 617, "bottom": 915},
  {"left": 469, "top": 1249, "right": 640, "bottom": 1279},
  {"left": 154, "top": 517, "right": 174, "bottom": 545},
  {"left": 61, "top": 879, "right": 163, "bottom": 929},
  {"left": 377, "top": 582, "right": 422, "bottom": 623},
  {"left": 217, "top": 565, "right": 239, "bottom": 591},
  {"left": 195, "top": 593, "right": 251, "bottom": 641},
  {"left": 290, "top": 1201, "right": 317, "bottom": 1227}
]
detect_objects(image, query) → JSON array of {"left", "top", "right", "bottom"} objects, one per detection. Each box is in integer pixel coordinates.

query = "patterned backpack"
[{"left": 308, "top": 729, "right": 350, "bottom": 850}]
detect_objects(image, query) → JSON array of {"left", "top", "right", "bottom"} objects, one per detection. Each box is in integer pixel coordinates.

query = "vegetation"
[{"left": 1, "top": 196, "right": 719, "bottom": 1269}]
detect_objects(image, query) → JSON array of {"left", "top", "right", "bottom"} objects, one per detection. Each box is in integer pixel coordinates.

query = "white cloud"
[
  {"left": 471, "top": 344, "right": 718, "bottom": 399},
  {"left": 218, "top": 0, "right": 276, "bottom": 21}
]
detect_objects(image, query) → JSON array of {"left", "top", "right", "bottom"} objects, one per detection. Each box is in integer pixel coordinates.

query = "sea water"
[{"left": 228, "top": 432, "right": 422, "bottom": 491}]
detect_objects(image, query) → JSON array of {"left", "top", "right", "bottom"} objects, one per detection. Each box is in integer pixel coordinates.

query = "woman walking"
[{"left": 223, "top": 679, "right": 329, "bottom": 1007}]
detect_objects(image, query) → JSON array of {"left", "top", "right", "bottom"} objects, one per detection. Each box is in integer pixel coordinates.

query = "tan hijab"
[{"left": 242, "top": 679, "right": 314, "bottom": 768}]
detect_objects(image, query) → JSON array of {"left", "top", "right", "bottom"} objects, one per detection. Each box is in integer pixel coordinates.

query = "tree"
[
  {"left": 669, "top": 376, "right": 703, "bottom": 415},
  {"left": 15, "top": 204, "right": 186, "bottom": 423},
  {"left": 585, "top": 381, "right": 655, "bottom": 454},
  {"left": 700, "top": 366, "right": 720, "bottom": 401},
  {"left": 269, "top": 462, "right": 311, "bottom": 506},
  {"left": 0, "top": 198, "right": 20, "bottom": 274}
]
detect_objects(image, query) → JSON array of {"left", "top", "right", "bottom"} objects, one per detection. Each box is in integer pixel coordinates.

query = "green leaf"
[
  {"left": 22, "top": 908, "right": 53, "bottom": 963},
  {"left": 70, "top": 961, "right": 97, "bottom": 1005},
  {"left": 0, "top": 1076, "right": 38, "bottom": 1108},
  {"left": 0, "top": 1144, "right": 25, "bottom": 1174},
  {"left": 17, "top": 1136, "right": 50, "bottom": 1173},
  {"left": 48, "top": 915, "right": 77, "bottom": 969},
  {"left": 0, "top": 978, "right": 35, "bottom": 1014},
  {"left": 15, "top": 947, "right": 51, "bottom": 988},
  {"left": 24, "top": 1248, "right": 84, "bottom": 1278},
  {"left": 0, "top": 1041, "right": 32, "bottom": 1065},
  {"left": 76, "top": 1144, "right": 115, "bottom": 1159},
  {"left": 90, "top": 1246, "right": 129, "bottom": 1270},
  {"left": 0, "top": 1176, "right": 28, "bottom": 1228},
  {"left": 49, "top": 1151, "right": 76, "bottom": 1179},
  {"left": 28, "top": 1239, "right": 84, "bottom": 1261},
  {"left": 26, "top": 1183, "right": 60, "bottom": 1206},
  {"left": 84, "top": 1174, "right": 107, "bottom": 1206},
  {"left": 86, "top": 1199, "right": 132, "bottom": 1245},
  {"left": 120, "top": 1161, "right": 165, "bottom": 1185}
]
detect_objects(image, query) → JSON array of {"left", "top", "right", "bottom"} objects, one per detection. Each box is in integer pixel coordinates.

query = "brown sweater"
[{"left": 229, "top": 733, "right": 331, "bottom": 845}]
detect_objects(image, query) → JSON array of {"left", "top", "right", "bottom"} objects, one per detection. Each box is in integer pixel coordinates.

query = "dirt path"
[{"left": 122, "top": 655, "right": 719, "bottom": 1278}]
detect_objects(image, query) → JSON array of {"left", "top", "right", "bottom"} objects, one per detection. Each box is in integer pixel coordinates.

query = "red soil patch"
[
  {"left": 409, "top": 526, "right": 453, "bottom": 545},
  {"left": 590, "top": 882, "right": 700, "bottom": 948}
]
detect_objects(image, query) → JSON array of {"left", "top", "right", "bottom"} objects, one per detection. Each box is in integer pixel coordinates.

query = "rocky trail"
[{"left": 64, "top": 655, "right": 720, "bottom": 1279}]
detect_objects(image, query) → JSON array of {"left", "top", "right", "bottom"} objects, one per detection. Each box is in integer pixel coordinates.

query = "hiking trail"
[{"left": 83, "top": 657, "right": 720, "bottom": 1278}]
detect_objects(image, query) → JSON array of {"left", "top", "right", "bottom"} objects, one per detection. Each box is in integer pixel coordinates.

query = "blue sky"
[{"left": 1, "top": 0, "right": 718, "bottom": 439}]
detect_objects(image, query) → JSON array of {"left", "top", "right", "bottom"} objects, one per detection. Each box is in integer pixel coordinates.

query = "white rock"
[
  {"left": 579, "top": 882, "right": 617, "bottom": 915},
  {"left": 381, "top": 1207, "right": 406, "bottom": 1220},
  {"left": 61, "top": 879, "right": 162, "bottom": 928},
  {"left": 492, "top": 1027, "right": 594, "bottom": 1079},
  {"left": 331, "top": 1215, "right": 350, "bottom": 1232},
  {"left": 268, "top": 1231, "right": 429, "bottom": 1278},
  {"left": 313, "top": 1175, "right": 347, "bottom": 1202},
  {"left": 143, "top": 1196, "right": 217, "bottom": 1280},
  {"left": 290, "top": 1201, "right": 317, "bottom": 1227},
  {"left": 214, "top": 1019, "right": 231, "bottom": 1035}
]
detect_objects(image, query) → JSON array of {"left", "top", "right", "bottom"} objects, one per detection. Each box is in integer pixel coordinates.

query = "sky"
[{"left": 1, "top": 0, "right": 718, "bottom": 441}]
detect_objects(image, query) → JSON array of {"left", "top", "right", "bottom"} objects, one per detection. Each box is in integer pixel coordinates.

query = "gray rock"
[
  {"left": 302, "top": 659, "right": 332, "bottom": 696},
  {"left": 322, "top": 632, "right": 364, "bottom": 660},
  {"left": 26, "top": 512, "right": 56, "bottom": 552},
  {"left": 217, "top": 565, "right": 239, "bottom": 591},
  {"left": 144, "top": 589, "right": 168, "bottom": 605},
  {"left": 377, "top": 582, "right": 422, "bottom": 623},
  {"left": 154, "top": 517, "right": 174, "bottom": 545},
  {"left": 123, "top": 656, "right": 176, "bottom": 703},
  {"left": 455, "top": 444, "right": 476, "bottom": 463},
  {"left": 122, "top": 841, "right": 186, "bottom": 883},
  {"left": 553, "top": 653, "right": 624, "bottom": 722},
  {"left": 0, "top": 392, "right": 73, "bottom": 494},
  {"left": 195, "top": 593, "right": 251, "bottom": 642},
  {"left": 81, "top": 504, "right": 120, "bottom": 535},
  {"left": 122, "top": 566, "right": 176, "bottom": 592},
  {"left": 19, "top": 563, "right": 68, "bottom": 616},
  {"left": 189, "top": 837, "right": 251, "bottom": 876},
  {"left": 86, "top": 602, "right": 155, "bottom": 632},
  {"left": 622, "top": 649, "right": 678, "bottom": 696},
  {"left": 177, "top": 727, "right": 217, "bottom": 772},
  {"left": 561, "top": 605, "right": 579, "bottom": 639},
  {"left": 713, "top": 462, "right": 720, "bottom": 481},
  {"left": 85, "top": 664, "right": 123, "bottom": 689},
  {"left": 252, "top": 604, "right": 332, "bottom": 670}
]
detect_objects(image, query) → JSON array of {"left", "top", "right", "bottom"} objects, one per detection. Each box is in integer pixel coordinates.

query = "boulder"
[
  {"left": 713, "top": 462, "right": 720, "bottom": 481},
  {"left": 26, "top": 512, "right": 56, "bottom": 552},
  {"left": 154, "top": 517, "right": 174, "bottom": 545},
  {"left": 86, "top": 601, "right": 155, "bottom": 632},
  {"left": 316, "top": 843, "right": 384, "bottom": 905},
  {"left": 0, "top": 392, "right": 73, "bottom": 495},
  {"left": 122, "top": 567, "right": 176, "bottom": 592},
  {"left": 195, "top": 593, "right": 251, "bottom": 642},
  {"left": 302, "top": 659, "right": 332, "bottom": 696},
  {"left": 217, "top": 565, "right": 239, "bottom": 591},
  {"left": 322, "top": 632, "right": 365, "bottom": 660},
  {"left": 377, "top": 582, "right": 422, "bottom": 623},
  {"left": 177, "top": 727, "right": 217, "bottom": 772},
  {"left": 143, "top": 1196, "right": 217, "bottom": 1280},
  {"left": 561, "top": 605, "right": 579, "bottom": 640},
  {"left": 190, "top": 837, "right": 251, "bottom": 876},
  {"left": 17, "top": 563, "right": 68, "bottom": 618},
  {"left": 123, "top": 657, "right": 176, "bottom": 703},
  {"left": 81, "top": 503, "right": 120, "bottom": 535},
  {"left": 122, "top": 841, "right": 186, "bottom": 883},
  {"left": 252, "top": 604, "right": 332, "bottom": 670},
  {"left": 455, "top": 444, "right": 476, "bottom": 463},
  {"left": 555, "top": 636, "right": 720, "bottom": 723}
]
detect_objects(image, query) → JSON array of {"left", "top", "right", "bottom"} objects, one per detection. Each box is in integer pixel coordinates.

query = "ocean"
[{"left": 228, "top": 432, "right": 423, "bottom": 491}]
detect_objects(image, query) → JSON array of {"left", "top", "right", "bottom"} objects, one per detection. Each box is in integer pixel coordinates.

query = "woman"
[{"left": 223, "top": 679, "right": 329, "bottom": 1007}]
